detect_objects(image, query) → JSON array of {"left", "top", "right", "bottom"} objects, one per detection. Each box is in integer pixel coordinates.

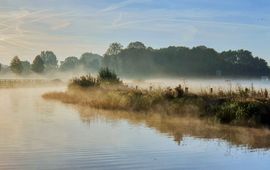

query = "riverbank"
[{"left": 43, "top": 80, "right": 270, "bottom": 128}]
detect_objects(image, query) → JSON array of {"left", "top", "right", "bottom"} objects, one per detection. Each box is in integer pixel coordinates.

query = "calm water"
[{"left": 0, "top": 87, "right": 270, "bottom": 170}]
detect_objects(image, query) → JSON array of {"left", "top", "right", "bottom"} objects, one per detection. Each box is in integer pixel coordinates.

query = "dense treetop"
[{"left": 103, "top": 42, "right": 270, "bottom": 78}]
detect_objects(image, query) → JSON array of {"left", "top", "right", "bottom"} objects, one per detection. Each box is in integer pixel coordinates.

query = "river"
[{"left": 0, "top": 87, "right": 270, "bottom": 170}]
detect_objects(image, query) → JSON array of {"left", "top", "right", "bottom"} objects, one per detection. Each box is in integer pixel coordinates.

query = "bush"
[
  {"left": 163, "top": 88, "right": 175, "bottom": 99},
  {"left": 175, "top": 85, "right": 184, "bottom": 98},
  {"left": 70, "top": 75, "right": 100, "bottom": 88},
  {"left": 214, "top": 101, "right": 266, "bottom": 125},
  {"left": 98, "top": 67, "right": 121, "bottom": 83}
]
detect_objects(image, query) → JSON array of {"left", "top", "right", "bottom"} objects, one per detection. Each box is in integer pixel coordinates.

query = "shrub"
[
  {"left": 98, "top": 67, "right": 121, "bottom": 83},
  {"left": 175, "top": 85, "right": 184, "bottom": 98},
  {"left": 163, "top": 88, "right": 175, "bottom": 99},
  {"left": 215, "top": 101, "right": 263, "bottom": 124},
  {"left": 70, "top": 75, "right": 100, "bottom": 88}
]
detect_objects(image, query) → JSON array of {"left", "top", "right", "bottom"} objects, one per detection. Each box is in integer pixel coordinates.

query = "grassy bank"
[{"left": 43, "top": 68, "right": 270, "bottom": 128}]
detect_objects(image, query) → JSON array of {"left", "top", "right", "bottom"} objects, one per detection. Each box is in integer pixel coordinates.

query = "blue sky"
[{"left": 0, "top": 0, "right": 269, "bottom": 64}]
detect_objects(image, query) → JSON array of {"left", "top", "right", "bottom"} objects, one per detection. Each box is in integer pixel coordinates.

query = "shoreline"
[{"left": 43, "top": 82, "right": 270, "bottom": 129}]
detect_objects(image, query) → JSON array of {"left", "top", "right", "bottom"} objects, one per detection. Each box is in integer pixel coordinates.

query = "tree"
[
  {"left": 10, "top": 56, "right": 23, "bottom": 74},
  {"left": 59, "top": 56, "right": 79, "bottom": 71},
  {"left": 21, "top": 61, "right": 31, "bottom": 74},
  {"left": 80, "top": 52, "right": 102, "bottom": 71},
  {"left": 127, "top": 41, "right": 146, "bottom": 49},
  {"left": 32, "top": 55, "right": 45, "bottom": 73},
  {"left": 103, "top": 43, "right": 123, "bottom": 70},
  {"left": 101, "top": 41, "right": 270, "bottom": 78},
  {"left": 40, "top": 51, "right": 58, "bottom": 71},
  {"left": 105, "top": 42, "right": 123, "bottom": 56}
]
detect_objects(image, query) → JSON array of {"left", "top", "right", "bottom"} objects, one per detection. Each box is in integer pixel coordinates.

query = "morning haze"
[{"left": 1, "top": 1, "right": 270, "bottom": 170}]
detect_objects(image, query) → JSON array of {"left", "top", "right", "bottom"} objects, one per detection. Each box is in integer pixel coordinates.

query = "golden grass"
[{"left": 43, "top": 84, "right": 270, "bottom": 128}]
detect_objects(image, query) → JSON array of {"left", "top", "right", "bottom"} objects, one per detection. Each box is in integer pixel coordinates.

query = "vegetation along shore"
[{"left": 43, "top": 68, "right": 270, "bottom": 128}]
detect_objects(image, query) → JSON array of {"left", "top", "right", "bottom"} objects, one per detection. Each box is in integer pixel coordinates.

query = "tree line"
[
  {"left": 0, "top": 51, "right": 102, "bottom": 75},
  {"left": 0, "top": 42, "right": 269, "bottom": 78},
  {"left": 103, "top": 42, "right": 270, "bottom": 78}
]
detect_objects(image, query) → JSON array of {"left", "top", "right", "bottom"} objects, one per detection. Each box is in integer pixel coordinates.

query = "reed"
[{"left": 43, "top": 73, "right": 270, "bottom": 128}]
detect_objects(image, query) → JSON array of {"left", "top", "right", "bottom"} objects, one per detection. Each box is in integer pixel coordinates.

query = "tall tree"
[
  {"left": 59, "top": 56, "right": 79, "bottom": 71},
  {"left": 127, "top": 41, "right": 146, "bottom": 49},
  {"left": 21, "top": 61, "right": 31, "bottom": 74},
  {"left": 32, "top": 55, "right": 45, "bottom": 73},
  {"left": 10, "top": 56, "right": 23, "bottom": 74},
  {"left": 105, "top": 42, "right": 123, "bottom": 56},
  {"left": 103, "top": 43, "right": 123, "bottom": 70},
  {"left": 40, "top": 51, "right": 58, "bottom": 72},
  {"left": 80, "top": 52, "right": 102, "bottom": 71}
]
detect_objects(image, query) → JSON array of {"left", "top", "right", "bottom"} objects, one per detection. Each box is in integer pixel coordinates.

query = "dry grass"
[{"left": 43, "top": 83, "right": 270, "bottom": 128}]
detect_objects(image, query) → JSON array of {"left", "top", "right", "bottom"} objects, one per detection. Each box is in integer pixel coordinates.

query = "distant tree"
[
  {"left": 40, "top": 51, "right": 58, "bottom": 72},
  {"left": 101, "top": 42, "right": 270, "bottom": 78},
  {"left": 21, "top": 61, "right": 31, "bottom": 74},
  {"left": 32, "top": 55, "right": 45, "bottom": 73},
  {"left": 103, "top": 43, "right": 124, "bottom": 70},
  {"left": 80, "top": 52, "right": 102, "bottom": 71},
  {"left": 60, "top": 56, "right": 80, "bottom": 71},
  {"left": 127, "top": 41, "right": 146, "bottom": 49},
  {"left": 105, "top": 42, "right": 123, "bottom": 56},
  {"left": 10, "top": 56, "right": 23, "bottom": 74}
]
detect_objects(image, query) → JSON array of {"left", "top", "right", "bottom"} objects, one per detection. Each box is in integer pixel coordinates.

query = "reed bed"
[{"left": 43, "top": 71, "right": 270, "bottom": 128}]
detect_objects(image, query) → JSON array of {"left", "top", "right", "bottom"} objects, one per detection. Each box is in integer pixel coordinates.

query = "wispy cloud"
[
  {"left": 100, "top": 0, "right": 152, "bottom": 12},
  {"left": 0, "top": 0, "right": 269, "bottom": 64}
]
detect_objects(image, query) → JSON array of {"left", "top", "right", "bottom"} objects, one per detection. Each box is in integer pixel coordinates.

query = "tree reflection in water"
[{"left": 77, "top": 107, "right": 270, "bottom": 150}]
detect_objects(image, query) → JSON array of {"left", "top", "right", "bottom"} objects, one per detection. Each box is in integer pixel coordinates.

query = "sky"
[{"left": 0, "top": 0, "right": 270, "bottom": 64}]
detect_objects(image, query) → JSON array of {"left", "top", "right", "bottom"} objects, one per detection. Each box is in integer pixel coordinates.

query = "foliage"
[
  {"left": 104, "top": 42, "right": 123, "bottom": 56},
  {"left": 211, "top": 100, "right": 270, "bottom": 127},
  {"left": 3, "top": 43, "right": 270, "bottom": 78},
  {"left": 32, "top": 55, "right": 45, "bottom": 73},
  {"left": 40, "top": 51, "right": 58, "bottom": 72},
  {"left": 127, "top": 41, "right": 146, "bottom": 49},
  {"left": 215, "top": 102, "right": 248, "bottom": 123},
  {"left": 98, "top": 67, "right": 121, "bottom": 83},
  {"left": 10, "top": 56, "right": 23, "bottom": 74},
  {"left": 70, "top": 75, "right": 100, "bottom": 88},
  {"left": 60, "top": 56, "right": 80, "bottom": 71},
  {"left": 21, "top": 61, "right": 31, "bottom": 74},
  {"left": 80, "top": 52, "right": 102, "bottom": 71},
  {"left": 103, "top": 42, "right": 270, "bottom": 77}
]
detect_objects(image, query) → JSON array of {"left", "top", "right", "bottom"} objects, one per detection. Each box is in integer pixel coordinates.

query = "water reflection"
[
  {"left": 77, "top": 107, "right": 270, "bottom": 150},
  {"left": 1, "top": 87, "right": 270, "bottom": 169}
]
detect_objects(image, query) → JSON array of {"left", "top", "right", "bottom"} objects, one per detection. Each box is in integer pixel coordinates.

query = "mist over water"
[
  {"left": 0, "top": 87, "right": 270, "bottom": 169},
  {"left": 125, "top": 78, "right": 270, "bottom": 93}
]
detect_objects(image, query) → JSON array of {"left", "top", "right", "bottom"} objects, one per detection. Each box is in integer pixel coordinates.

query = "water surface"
[{"left": 0, "top": 87, "right": 270, "bottom": 170}]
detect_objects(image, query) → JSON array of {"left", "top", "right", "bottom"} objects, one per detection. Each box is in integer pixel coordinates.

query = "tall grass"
[{"left": 44, "top": 71, "right": 270, "bottom": 128}]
